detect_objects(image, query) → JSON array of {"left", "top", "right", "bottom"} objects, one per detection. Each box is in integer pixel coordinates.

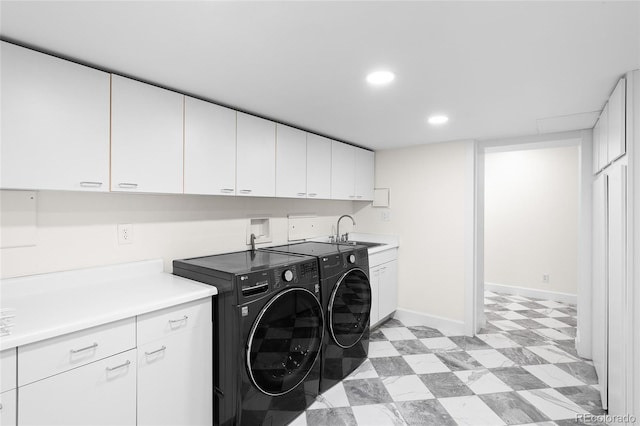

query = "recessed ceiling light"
[
  {"left": 428, "top": 115, "right": 449, "bottom": 125},
  {"left": 366, "top": 71, "right": 395, "bottom": 85}
]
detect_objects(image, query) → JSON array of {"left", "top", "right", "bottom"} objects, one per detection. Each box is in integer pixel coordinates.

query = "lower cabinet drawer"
[
  {"left": 137, "top": 298, "right": 211, "bottom": 346},
  {"left": 0, "top": 349, "right": 16, "bottom": 392},
  {"left": 18, "top": 349, "right": 137, "bottom": 426},
  {"left": 18, "top": 317, "right": 136, "bottom": 386}
]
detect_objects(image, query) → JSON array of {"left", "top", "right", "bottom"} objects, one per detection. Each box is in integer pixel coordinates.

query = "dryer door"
[
  {"left": 246, "top": 287, "right": 324, "bottom": 396},
  {"left": 328, "top": 268, "right": 372, "bottom": 348}
]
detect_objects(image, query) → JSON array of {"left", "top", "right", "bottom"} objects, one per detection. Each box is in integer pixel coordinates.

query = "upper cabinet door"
[
  {"left": 184, "top": 97, "right": 236, "bottom": 195},
  {"left": 331, "top": 141, "right": 356, "bottom": 200},
  {"left": 236, "top": 112, "right": 276, "bottom": 197},
  {"left": 306, "top": 134, "right": 332, "bottom": 199},
  {"left": 1, "top": 42, "right": 110, "bottom": 191},
  {"left": 275, "top": 124, "right": 307, "bottom": 198},
  {"left": 607, "top": 78, "right": 626, "bottom": 163},
  {"left": 597, "top": 103, "right": 609, "bottom": 172},
  {"left": 355, "top": 148, "right": 375, "bottom": 201},
  {"left": 111, "top": 75, "right": 184, "bottom": 194}
]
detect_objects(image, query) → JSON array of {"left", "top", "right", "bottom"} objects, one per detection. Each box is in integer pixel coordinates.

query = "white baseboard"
[
  {"left": 485, "top": 282, "right": 577, "bottom": 305},
  {"left": 393, "top": 308, "right": 467, "bottom": 336}
]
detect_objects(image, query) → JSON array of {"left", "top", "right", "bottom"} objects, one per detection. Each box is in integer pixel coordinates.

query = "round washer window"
[
  {"left": 246, "top": 287, "right": 324, "bottom": 396},
  {"left": 329, "top": 268, "right": 372, "bottom": 348}
]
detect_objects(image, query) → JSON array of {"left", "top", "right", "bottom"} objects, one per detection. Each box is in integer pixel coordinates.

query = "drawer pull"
[
  {"left": 220, "top": 188, "right": 235, "bottom": 193},
  {"left": 145, "top": 345, "right": 167, "bottom": 356},
  {"left": 80, "top": 181, "right": 103, "bottom": 187},
  {"left": 169, "top": 315, "right": 189, "bottom": 327},
  {"left": 70, "top": 342, "right": 98, "bottom": 354},
  {"left": 118, "top": 183, "right": 138, "bottom": 189},
  {"left": 239, "top": 189, "right": 252, "bottom": 194},
  {"left": 308, "top": 193, "right": 317, "bottom": 197},
  {"left": 297, "top": 192, "right": 306, "bottom": 196},
  {"left": 106, "top": 360, "right": 131, "bottom": 372}
]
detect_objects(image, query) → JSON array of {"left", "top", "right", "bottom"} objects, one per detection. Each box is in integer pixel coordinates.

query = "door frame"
[{"left": 466, "top": 131, "right": 593, "bottom": 360}]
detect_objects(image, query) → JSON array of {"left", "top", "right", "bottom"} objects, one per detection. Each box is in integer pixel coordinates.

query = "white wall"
[
  {"left": 354, "top": 140, "right": 469, "bottom": 324},
  {"left": 0, "top": 191, "right": 354, "bottom": 279},
  {"left": 484, "top": 145, "right": 579, "bottom": 296}
]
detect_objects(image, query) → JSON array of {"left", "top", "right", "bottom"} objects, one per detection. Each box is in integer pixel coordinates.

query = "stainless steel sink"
[{"left": 340, "top": 241, "right": 385, "bottom": 248}]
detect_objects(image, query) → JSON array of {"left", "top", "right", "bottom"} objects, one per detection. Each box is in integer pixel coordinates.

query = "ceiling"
[{"left": 1, "top": 1, "right": 638, "bottom": 151}]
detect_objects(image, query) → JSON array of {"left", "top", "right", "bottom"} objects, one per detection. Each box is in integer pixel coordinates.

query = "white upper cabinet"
[
  {"left": 111, "top": 75, "right": 184, "bottom": 194},
  {"left": 276, "top": 124, "right": 307, "bottom": 198},
  {"left": 184, "top": 97, "right": 236, "bottom": 195},
  {"left": 331, "top": 141, "right": 357, "bottom": 200},
  {"left": 331, "top": 141, "right": 375, "bottom": 201},
  {"left": 236, "top": 112, "right": 276, "bottom": 197},
  {"left": 0, "top": 42, "right": 110, "bottom": 191},
  {"left": 355, "top": 147, "right": 375, "bottom": 200},
  {"left": 306, "top": 134, "right": 332, "bottom": 199},
  {"left": 607, "top": 78, "right": 626, "bottom": 163}
]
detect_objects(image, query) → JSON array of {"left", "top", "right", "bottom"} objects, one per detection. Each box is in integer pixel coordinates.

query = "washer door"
[
  {"left": 328, "top": 268, "right": 372, "bottom": 348},
  {"left": 246, "top": 287, "right": 324, "bottom": 396}
]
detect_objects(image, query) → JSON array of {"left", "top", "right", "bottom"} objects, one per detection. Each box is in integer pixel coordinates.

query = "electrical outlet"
[
  {"left": 381, "top": 210, "right": 391, "bottom": 222},
  {"left": 542, "top": 274, "right": 550, "bottom": 283},
  {"left": 118, "top": 224, "right": 133, "bottom": 245}
]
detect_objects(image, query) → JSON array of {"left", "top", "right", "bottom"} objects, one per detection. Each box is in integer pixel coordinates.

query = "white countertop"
[
  {"left": 0, "top": 259, "right": 217, "bottom": 350},
  {"left": 308, "top": 232, "right": 399, "bottom": 255}
]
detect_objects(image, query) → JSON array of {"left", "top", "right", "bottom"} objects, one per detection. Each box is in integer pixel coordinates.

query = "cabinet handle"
[
  {"left": 297, "top": 192, "right": 306, "bottom": 197},
  {"left": 349, "top": 195, "right": 357, "bottom": 199},
  {"left": 118, "top": 183, "right": 138, "bottom": 189},
  {"left": 308, "top": 193, "right": 317, "bottom": 197},
  {"left": 239, "top": 189, "right": 252, "bottom": 194},
  {"left": 0, "top": 403, "right": 3, "bottom": 410},
  {"left": 70, "top": 342, "right": 98, "bottom": 354},
  {"left": 169, "top": 315, "right": 189, "bottom": 326},
  {"left": 356, "top": 195, "right": 363, "bottom": 199},
  {"left": 145, "top": 345, "right": 167, "bottom": 356},
  {"left": 106, "top": 360, "right": 131, "bottom": 372},
  {"left": 220, "top": 188, "right": 235, "bottom": 193},
  {"left": 80, "top": 181, "right": 103, "bottom": 188}
]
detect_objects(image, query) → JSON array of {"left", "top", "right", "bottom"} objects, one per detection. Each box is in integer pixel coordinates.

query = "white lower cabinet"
[
  {"left": 19, "top": 349, "right": 137, "bottom": 426},
  {"left": 0, "top": 389, "right": 17, "bottom": 426},
  {"left": 368, "top": 249, "right": 398, "bottom": 328},
  {"left": 137, "top": 299, "right": 213, "bottom": 426}
]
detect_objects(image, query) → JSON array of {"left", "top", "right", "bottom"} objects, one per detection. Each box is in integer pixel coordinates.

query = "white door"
[
  {"left": 592, "top": 118, "right": 601, "bottom": 174},
  {"left": 111, "top": 75, "right": 184, "bottom": 194},
  {"left": 0, "top": 42, "right": 110, "bottom": 192},
  {"left": 607, "top": 163, "right": 627, "bottom": 417},
  {"left": 369, "top": 266, "right": 380, "bottom": 326},
  {"left": 598, "top": 104, "right": 609, "bottom": 172},
  {"left": 184, "top": 97, "right": 236, "bottom": 195},
  {"left": 0, "top": 390, "right": 16, "bottom": 426},
  {"left": 306, "top": 134, "right": 332, "bottom": 199},
  {"left": 592, "top": 173, "right": 608, "bottom": 408},
  {"left": 236, "top": 112, "right": 276, "bottom": 197},
  {"left": 378, "top": 260, "right": 399, "bottom": 320},
  {"left": 275, "top": 124, "right": 307, "bottom": 198},
  {"left": 19, "top": 350, "right": 136, "bottom": 426}
]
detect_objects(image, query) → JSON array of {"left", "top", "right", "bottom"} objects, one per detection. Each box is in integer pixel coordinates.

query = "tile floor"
[{"left": 290, "top": 291, "right": 606, "bottom": 426}]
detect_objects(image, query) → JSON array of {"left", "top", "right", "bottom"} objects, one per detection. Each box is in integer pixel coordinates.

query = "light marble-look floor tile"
[
  {"left": 439, "top": 395, "right": 507, "bottom": 426},
  {"left": 344, "top": 359, "right": 379, "bottom": 380},
  {"left": 420, "top": 336, "right": 459, "bottom": 352},
  {"left": 396, "top": 400, "right": 457, "bottom": 426},
  {"left": 534, "top": 308, "right": 570, "bottom": 318},
  {"left": 476, "top": 333, "right": 520, "bottom": 349},
  {"left": 382, "top": 375, "right": 434, "bottom": 401},
  {"left": 526, "top": 345, "right": 579, "bottom": 363},
  {"left": 523, "top": 364, "right": 586, "bottom": 387},
  {"left": 504, "top": 303, "right": 529, "bottom": 311},
  {"left": 536, "top": 300, "right": 567, "bottom": 309},
  {"left": 518, "top": 388, "right": 587, "bottom": 420},
  {"left": 533, "top": 317, "right": 575, "bottom": 329},
  {"left": 369, "top": 341, "right": 401, "bottom": 358},
  {"left": 479, "top": 392, "right": 550, "bottom": 424},
  {"left": 306, "top": 407, "right": 357, "bottom": 426},
  {"left": 403, "top": 353, "right": 450, "bottom": 374},
  {"left": 496, "top": 310, "right": 528, "bottom": 320},
  {"left": 380, "top": 327, "right": 418, "bottom": 341},
  {"left": 454, "top": 369, "right": 512, "bottom": 394},
  {"left": 351, "top": 403, "right": 407, "bottom": 426},
  {"left": 308, "top": 382, "right": 351, "bottom": 409},
  {"left": 491, "top": 320, "right": 526, "bottom": 331},
  {"left": 533, "top": 328, "right": 576, "bottom": 341},
  {"left": 467, "top": 349, "right": 516, "bottom": 368}
]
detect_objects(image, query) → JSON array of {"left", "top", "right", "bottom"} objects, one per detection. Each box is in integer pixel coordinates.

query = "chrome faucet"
[
  {"left": 250, "top": 233, "right": 256, "bottom": 252},
  {"left": 336, "top": 215, "right": 355, "bottom": 243}
]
